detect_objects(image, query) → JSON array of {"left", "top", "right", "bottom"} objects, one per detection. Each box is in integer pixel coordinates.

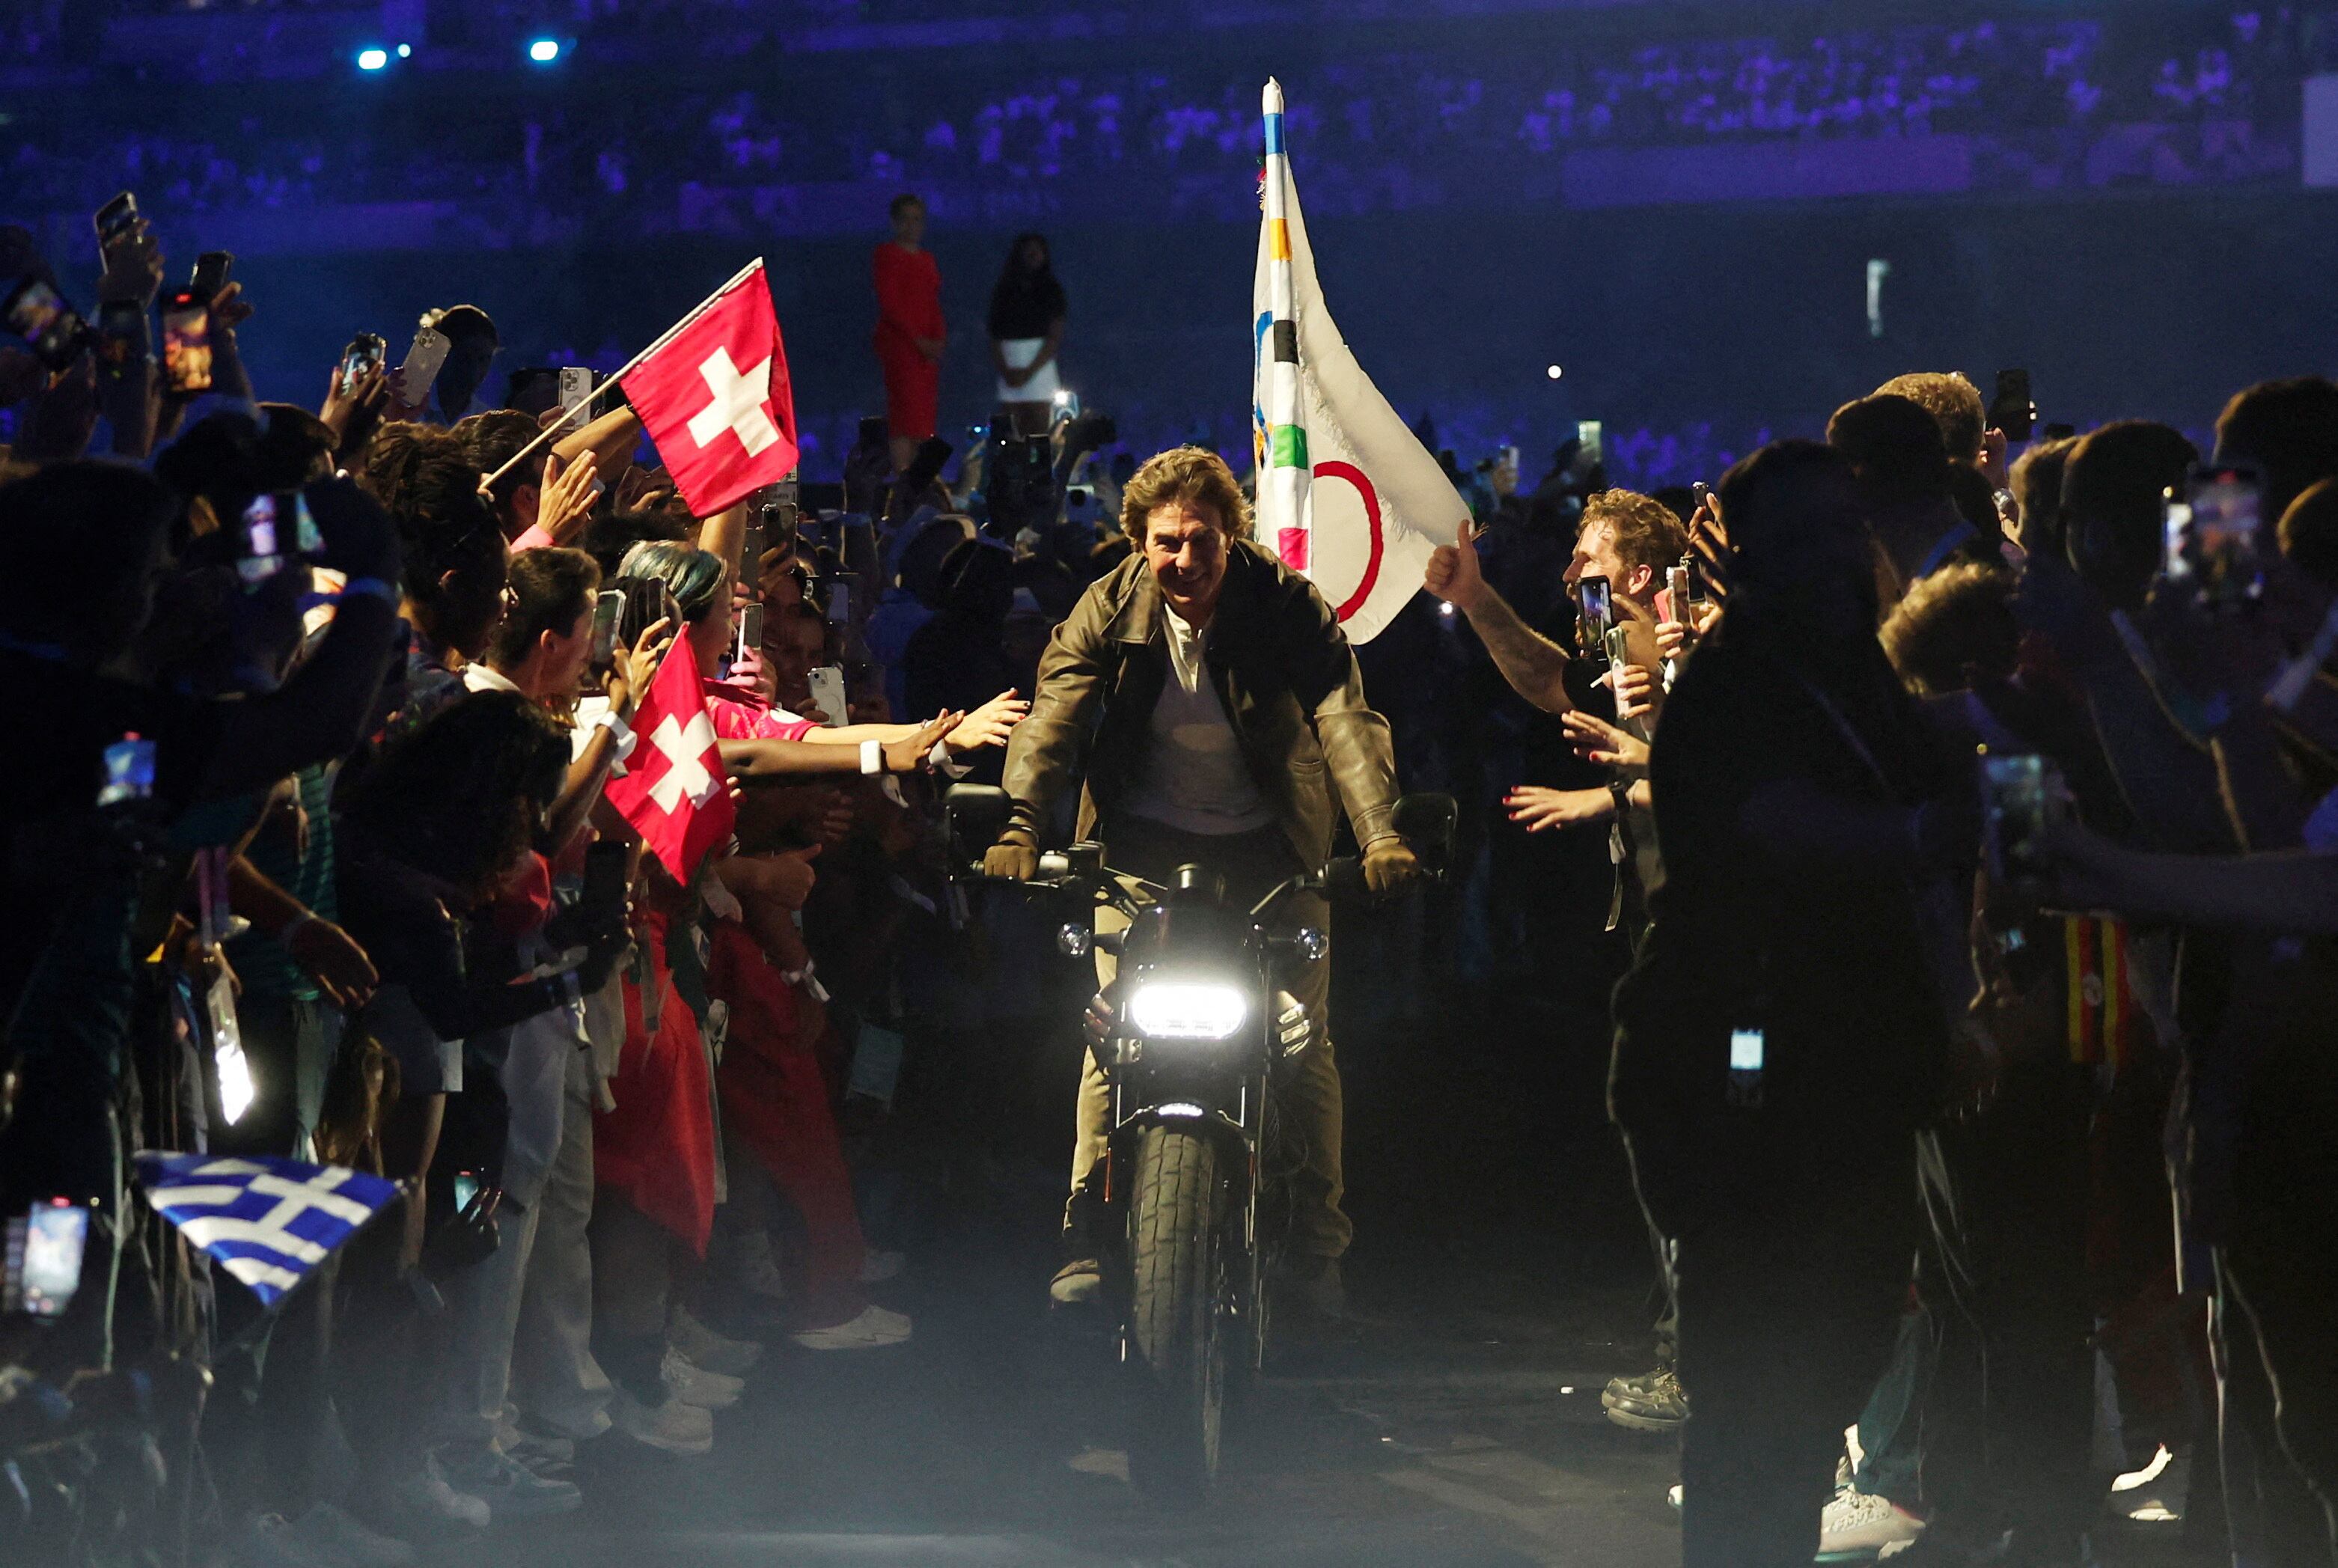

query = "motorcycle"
[{"left": 946, "top": 786, "right": 1455, "bottom": 1504}]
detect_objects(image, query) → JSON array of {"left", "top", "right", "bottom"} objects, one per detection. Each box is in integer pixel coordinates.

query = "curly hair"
[
  {"left": 341, "top": 689, "right": 569, "bottom": 900},
  {"left": 1118, "top": 445, "right": 1254, "bottom": 543},
  {"left": 1876, "top": 371, "right": 1988, "bottom": 464},
  {"left": 1582, "top": 488, "right": 1689, "bottom": 582},
  {"left": 1879, "top": 561, "right": 2019, "bottom": 697}
]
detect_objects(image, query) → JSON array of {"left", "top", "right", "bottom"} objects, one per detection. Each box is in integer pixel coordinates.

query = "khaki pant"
[{"left": 1067, "top": 817, "right": 1350, "bottom": 1260}]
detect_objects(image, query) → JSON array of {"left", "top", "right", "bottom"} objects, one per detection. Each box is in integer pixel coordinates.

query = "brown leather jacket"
[{"left": 1001, "top": 539, "right": 1400, "bottom": 870}]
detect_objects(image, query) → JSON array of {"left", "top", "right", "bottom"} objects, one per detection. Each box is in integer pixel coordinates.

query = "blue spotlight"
[
  {"left": 528, "top": 37, "right": 562, "bottom": 63},
  {"left": 356, "top": 46, "right": 389, "bottom": 70},
  {"left": 396, "top": 43, "right": 412, "bottom": 57}
]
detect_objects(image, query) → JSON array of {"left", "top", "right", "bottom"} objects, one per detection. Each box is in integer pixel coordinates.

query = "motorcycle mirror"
[
  {"left": 1393, "top": 792, "right": 1459, "bottom": 855},
  {"left": 944, "top": 783, "right": 1012, "bottom": 853}
]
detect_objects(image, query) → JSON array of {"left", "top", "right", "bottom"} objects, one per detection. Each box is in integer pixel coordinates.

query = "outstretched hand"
[
  {"left": 947, "top": 689, "right": 1030, "bottom": 753},
  {"left": 1560, "top": 710, "right": 1649, "bottom": 771}
]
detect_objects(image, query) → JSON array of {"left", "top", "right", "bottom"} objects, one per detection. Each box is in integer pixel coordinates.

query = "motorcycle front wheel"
[{"left": 1123, "top": 1122, "right": 1227, "bottom": 1506}]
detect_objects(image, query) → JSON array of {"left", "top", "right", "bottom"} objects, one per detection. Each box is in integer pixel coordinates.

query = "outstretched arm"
[{"left": 1425, "top": 521, "right": 1573, "bottom": 713}]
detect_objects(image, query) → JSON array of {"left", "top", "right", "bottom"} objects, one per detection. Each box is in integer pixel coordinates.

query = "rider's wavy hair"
[{"left": 1118, "top": 445, "right": 1254, "bottom": 544}]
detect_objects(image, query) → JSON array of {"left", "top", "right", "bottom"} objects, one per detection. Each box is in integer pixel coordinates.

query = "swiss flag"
[
  {"left": 620, "top": 261, "right": 799, "bottom": 517},
  {"left": 602, "top": 637, "right": 736, "bottom": 882}
]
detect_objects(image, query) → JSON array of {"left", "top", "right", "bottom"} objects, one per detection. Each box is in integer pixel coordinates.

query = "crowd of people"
[
  {"left": 5, "top": 5, "right": 2325, "bottom": 245},
  {"left": 7, "top": 151, "right": 2338, "bottom": 1568},
  {"left": 1420, "top": 363, "right": 2338, "bottom": 1567}
]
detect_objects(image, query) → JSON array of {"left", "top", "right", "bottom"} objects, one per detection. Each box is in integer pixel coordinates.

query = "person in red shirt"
[{"left": 872, "top": 193, "right": 945, "bottom": 475}]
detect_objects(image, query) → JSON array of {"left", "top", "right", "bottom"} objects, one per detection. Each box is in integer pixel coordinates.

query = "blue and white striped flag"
[{"left": 135, "top": 1152, "right": 400, "bottom": 1307}]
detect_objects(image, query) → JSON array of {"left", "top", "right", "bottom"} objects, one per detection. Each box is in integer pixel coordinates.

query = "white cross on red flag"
[
  {"left": 619, "top": 260, "right": 799, "bottom": 517},
  {"left": 600, "top": 636, "right": 736, "bottom": 882}
]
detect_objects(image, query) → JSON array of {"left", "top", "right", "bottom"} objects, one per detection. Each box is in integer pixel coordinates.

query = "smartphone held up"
[{"left": 2164, "top": 463, "right": 2266, "bottom": 605}]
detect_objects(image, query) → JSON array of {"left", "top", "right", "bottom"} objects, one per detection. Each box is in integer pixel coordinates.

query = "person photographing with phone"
[
  {"left": 985, "top": 445, "right": 1421, "bottom": 1319},
  {"left": 1425, "top": 487, "right": 1676, "bottom": 837}
]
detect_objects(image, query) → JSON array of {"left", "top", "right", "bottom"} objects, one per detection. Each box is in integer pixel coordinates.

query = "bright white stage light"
[
  {"left": 529, "top": 38, "right": 562, "bottom": 63},
  {"left": 356, "top": 46, "right": 388, "bottom": 70}
]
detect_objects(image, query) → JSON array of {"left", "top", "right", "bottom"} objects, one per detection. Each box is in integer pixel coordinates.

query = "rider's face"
[{"left": 1143, "top": 502, "right": 1230, "bottom": 626}]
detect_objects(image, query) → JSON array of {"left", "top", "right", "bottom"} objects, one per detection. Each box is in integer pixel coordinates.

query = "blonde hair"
[{"left": 1119, "top": 445, "right": 1255, "bottom": 543}]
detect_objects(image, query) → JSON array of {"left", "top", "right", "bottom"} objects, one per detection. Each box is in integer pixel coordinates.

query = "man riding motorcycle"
[{"left": 984, "top": 445, "right": 1421, "bottom": 1314}]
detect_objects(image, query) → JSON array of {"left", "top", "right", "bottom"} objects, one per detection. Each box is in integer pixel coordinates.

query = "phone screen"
[
  {"left": 98, "top": 735, "right": 156, "bottom": 808},
  {"left": 94, "top": 192, "right": 138, "bottom": 250},
  {"left": 589, "top": 589, "right": 624, "bottom": 671},
  {"left": 2166, "top": 465, "right": 2264, "bottom": 598},
  {"left": 1577, "top": 576, "right": 1613, "bottom": 644},
  {"left": 452, "top": 1172, "right": 480, "bottom": 1213},
  {"left": 1982, "top": 751, "right": 2063, "bottom": 880},
  {"left": 341, "top": 333, "right": 385, "bottom": 395},
  {"left": 5, "top": 1201, "right": 90, "bottom": 1317},
  {"left": 1728, "top": 1028, "right": 1765, "bottom": 1073},
  {"left": 1576, "top": 420, "right": 1604, "bottom": 469},
  {"left": 162, "top": 293, "right": 213, "bottom": 394},
  {"left": 239, "top": 494, "right": 285, "bottom": 585},
  {"left": 6, "top": 278, "right": 88, "bottom": 370}
]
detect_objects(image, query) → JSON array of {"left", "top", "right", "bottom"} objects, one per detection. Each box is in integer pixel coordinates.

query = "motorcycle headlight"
[{"left": 1127, "top": 981, "right": 1248, "bottom": 1040}]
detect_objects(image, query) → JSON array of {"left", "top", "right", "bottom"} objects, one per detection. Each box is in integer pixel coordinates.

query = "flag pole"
[{"left": 480, "top": 256, "right": 767, "bottom": 492}]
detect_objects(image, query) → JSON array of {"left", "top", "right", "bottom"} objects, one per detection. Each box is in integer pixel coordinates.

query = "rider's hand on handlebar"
[
  {"left": 983, "top": 828, "right": 1040, "bottom": 881},
  {"left": 1361, "top": 835, "right": 1422, "bottom": 897}
]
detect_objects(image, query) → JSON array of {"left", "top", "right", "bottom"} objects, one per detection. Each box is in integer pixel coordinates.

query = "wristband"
[
  {"left": 587, "top": 708, "right": 637, "bottom": 761},
  {"left": 275, "top": 910, "right": 320, "bottom": 948},
  {"left": 338, "top": 576, "right": 397, "bottom": 605},
  {"left": 860, "top": 739, "right": 883, "bottom": 775}
]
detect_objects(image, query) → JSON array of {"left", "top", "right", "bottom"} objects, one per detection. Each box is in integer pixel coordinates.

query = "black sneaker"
[{"left": 1604, "top": 1367, "right": 1688, "bottom": 1432}]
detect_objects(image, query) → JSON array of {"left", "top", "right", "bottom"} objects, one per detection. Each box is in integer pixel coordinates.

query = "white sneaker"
[
  {"left": 608, "top": 1385, "right": 714, "bottom": 1456},
  {"left": 790, "top": 1303, "right": 913, "bottom": 1351},
  {"left": 671, "top": 1305, "right": 763, "bottom": 1376},
  {"left": 1816, "top": 1487, "right": 1924, "bottom": 1560},
  {"left": 858, "top": 1248, "right": 904, "bottom": 1284},
  {"left": 389, "top": 1450, "right": 489, "bottom": 1534},
  {"left": 661, "top": 1345, "right": 744, "bottom": 1409}
]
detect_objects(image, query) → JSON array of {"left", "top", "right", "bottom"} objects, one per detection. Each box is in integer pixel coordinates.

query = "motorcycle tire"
[{"left": 1123, "top": 1122, "right": 1227, "bottom": 1506}]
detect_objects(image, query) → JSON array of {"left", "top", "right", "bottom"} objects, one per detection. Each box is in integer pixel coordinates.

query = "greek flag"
[{"left": 135, "top": 1153, "right": 400, "bottom": 1307}]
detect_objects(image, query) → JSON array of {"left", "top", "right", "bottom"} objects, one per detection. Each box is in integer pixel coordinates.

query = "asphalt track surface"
[{"left": 459, "top": 974, "right": 2209, "bottom": 1568}]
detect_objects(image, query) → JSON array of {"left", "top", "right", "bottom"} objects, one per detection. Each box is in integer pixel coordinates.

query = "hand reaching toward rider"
[
  {"left": 1506, "top": 785, "right": 1616, "bottom": 832},
  {"left": 946, "top": 689, "right": 1029, "bottom": 754},
  {"left": 1560, "top": 710, "right": 1650, "bottom": 771}
]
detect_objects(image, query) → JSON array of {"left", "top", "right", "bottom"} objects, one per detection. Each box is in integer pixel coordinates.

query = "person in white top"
[{"left": 986, "top": 446, "right": 1425, "bottom": 1317}]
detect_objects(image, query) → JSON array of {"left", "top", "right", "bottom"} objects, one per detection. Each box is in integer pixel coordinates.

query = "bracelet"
[
  {"left": 338, "top": 576, "right": 398, "bottom": 605},
  {"left": 860, "top": 739, "right": 883, "bottom": 775},
  {"left": 275, "top": 910, "right": 320, "bottom": 948}
]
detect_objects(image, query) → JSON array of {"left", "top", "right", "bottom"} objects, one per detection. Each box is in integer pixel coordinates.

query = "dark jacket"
[{"left": 1001, "top": 538, "right": 1400, "bottom": 870}]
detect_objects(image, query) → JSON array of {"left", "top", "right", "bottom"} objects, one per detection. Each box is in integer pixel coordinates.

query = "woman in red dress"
[{"left": 872, "top": 192, "right": 945, "bottom": 475}]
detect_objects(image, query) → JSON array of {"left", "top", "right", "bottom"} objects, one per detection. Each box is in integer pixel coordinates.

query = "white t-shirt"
[{"left": 1121, "top": 604, "right": 1276, "bottom": 836}]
